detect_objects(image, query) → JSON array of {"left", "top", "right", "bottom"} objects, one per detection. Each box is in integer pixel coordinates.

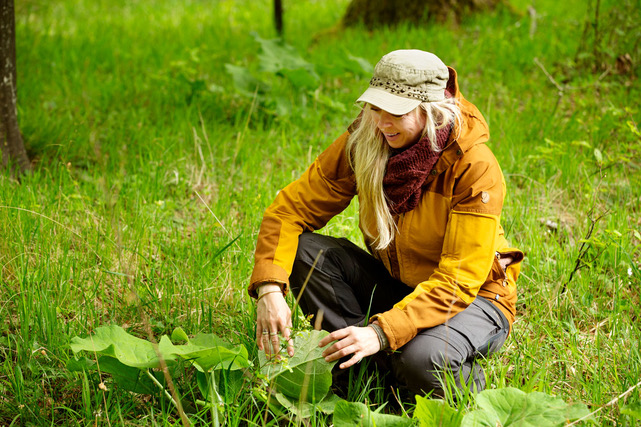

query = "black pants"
[{"left": 289, "top": 232, "right": 509, "bottom": 397}]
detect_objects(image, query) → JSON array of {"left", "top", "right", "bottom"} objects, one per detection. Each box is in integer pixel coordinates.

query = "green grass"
[{"left": 2, "top": 0, "right": 640, "bottom": 424}]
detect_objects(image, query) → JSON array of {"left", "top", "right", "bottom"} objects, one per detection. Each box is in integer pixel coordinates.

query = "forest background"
[{"left": 1, "top": 0, "right": 640, "bottom": 425}]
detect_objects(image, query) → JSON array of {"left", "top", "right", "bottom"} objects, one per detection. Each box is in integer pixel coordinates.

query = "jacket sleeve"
[
  {"left": 374, "top": 145, "right": 505, "bottom": 350},
  {"left": 248, "top": 133, "right": 357, "bottom": 298}
]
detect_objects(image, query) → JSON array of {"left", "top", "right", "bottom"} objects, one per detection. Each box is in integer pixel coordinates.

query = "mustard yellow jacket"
[{"left": 249, "top": 68, "right": 524, "bottom": 351}]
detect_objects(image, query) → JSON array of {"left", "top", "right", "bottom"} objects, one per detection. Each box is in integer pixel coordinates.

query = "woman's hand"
[
  {"left": 256, "top": 284, "right": 294, "bottom": 357},
  {"left": 318, "top": 325, "right": 381, "bottom": 369}
]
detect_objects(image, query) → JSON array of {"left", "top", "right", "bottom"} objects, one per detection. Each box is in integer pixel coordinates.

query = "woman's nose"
[{"left": 377, "top": 111, "right": 393, "bottom": 128}]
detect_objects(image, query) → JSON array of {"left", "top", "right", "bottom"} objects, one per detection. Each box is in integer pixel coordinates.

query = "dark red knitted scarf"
[{"left": 383, "top": 122, "right": 452, "bottom": 214}]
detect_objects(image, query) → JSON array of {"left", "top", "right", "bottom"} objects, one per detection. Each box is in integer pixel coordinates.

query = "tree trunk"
[
  {"left": 1, "top": 0, "right": 30, "bottom": 174},
  {"left": 342, "top": 0, "right": 501, "bottom": 29},
  {"left": 274, "top": 0, "right": 283, "bottom": 37}
]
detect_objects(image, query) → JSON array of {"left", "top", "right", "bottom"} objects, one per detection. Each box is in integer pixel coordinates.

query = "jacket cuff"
[
  {"left": 371, "top": 307, "right": 417, "bottom": 351},
  {"left": 248, "top": 261, "right": 290, "bottom": 298}
]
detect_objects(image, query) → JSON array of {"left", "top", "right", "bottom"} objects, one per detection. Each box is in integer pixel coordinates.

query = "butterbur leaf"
[
  {"left": 171, "top": 327, "right": 189, "bottom": 342},
  {"left": 278, "top": 68, "right": 319, "bottom": 90},
  {"left": 67, "top": 355, "right": 158, "bottom": 394},
  {"left": 460, "top": 409, "right": 500, "bottom": 427},
  {"left": 66, "top": 356, "right": 96, "bottom": 372},
  {"left": 159, "top": 333, "right": 249, "bottom": 372},
  {"left": 253, "top": 33, "right": 314, "bottom": 73},
  {"left": 69, "top": 325, "right": 168, "bottom": 369},
  {"left": 196, "top": 368, "right": 245, "bottom": 406},
  {"left": 94, "top": 356, "right": 160, "bottom": 394},
  {"left": 333, "top": 401, "right": 414, "bottom": 427},
  {"left": 461, "top": 388, "right": 590, "bottom": 427},
  {"left": 414, "top": 396, "right": 462, "bottom": 427},
  {"left": 252, "top": 33, "right": 320, "bottom": 90},
  {"left": 259, "top": 330, "right": 335, "bottom": 402},
  {"left": 224, "top": 63, "right": 271, "bottom": 96},
  {"left": 273, "top": 391, "right": 343, "bottom": 418},
  {"left": 564, "top": 402, "right": 593, "bottom": 422}
]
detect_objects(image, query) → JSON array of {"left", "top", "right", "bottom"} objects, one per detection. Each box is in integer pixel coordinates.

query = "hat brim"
[{"left": 356, "top": 87, "right": 422, "bottom": 116}]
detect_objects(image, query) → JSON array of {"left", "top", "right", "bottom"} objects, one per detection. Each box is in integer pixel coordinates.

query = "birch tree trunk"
[{"left": 1, "top": 0, "right": 30, "bottom": 174}]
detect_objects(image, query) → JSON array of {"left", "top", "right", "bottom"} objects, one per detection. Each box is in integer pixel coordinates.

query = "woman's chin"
[{"left": 386, "top": 139, "right": 410, "bottom": 150}]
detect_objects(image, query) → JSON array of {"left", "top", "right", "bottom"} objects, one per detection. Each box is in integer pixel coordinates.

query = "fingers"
[
  {"left": 323, "top": 342, "right": 356, "bottom": 361},
  {"left": 323, "top": 341, "right": 364, "bottom": 369},
  {"left": 318, "top": 326, "right": 380, "bottom": 369},
  {"left": 339, "top": 354, "right": 363, "bottom": 370},
  {"left": 256, "top": 322, "right": 294, "bottom": 357},
  {"left": 255, "top": 292, "right": 294, "bottom": 357},
  {"left": 318, "top": 327, "right": 351, "bottom": 347}
]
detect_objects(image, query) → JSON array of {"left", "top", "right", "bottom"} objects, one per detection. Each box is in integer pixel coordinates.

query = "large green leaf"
[
  {"left": 197, "top": 369, "right": 245, "bottom": 406},
  {"left": 67, "top": 355, "right": 159, "bottom": 394},
  {"left": 70, "top": 325, "right": 248, "bottom": 373},
  {"left": 461, "top": 388, "right": 591, "bottom": 427},
  {"left": 253, "top": 33, "right": 319, "bottom": 89},
  {"left": 159, "top": 331, "right": 249, "bottom": 372},
  {"left": 278, "top": 68, "right": 319, "bottom": 90},
  {"left": 333, "top": 401, "right": 414, "bottom": 427},
  {"left": 224, "top": 63, "right": 271, "bottom": 97},
  {"left": 413, "top": 396, "right": 462, "bottom": 427},
  {"left": 272, "top": 391, "right": 343, "bottom": 418},
  {"left": 259, "top": 330, "right": 336, "bottom": 402},
  {"left": 69, "top": 325, "right": 169, "bottom": 368}
]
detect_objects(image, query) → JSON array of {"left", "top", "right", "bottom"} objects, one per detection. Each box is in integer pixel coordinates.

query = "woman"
[{"left": 248, "top": 50, "right": 523, "bottom": 397}]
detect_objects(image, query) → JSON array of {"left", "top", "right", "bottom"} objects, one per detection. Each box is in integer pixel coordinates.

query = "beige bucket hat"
[{"left": 356, "top": 49, "right": 449, "bottom": 115}]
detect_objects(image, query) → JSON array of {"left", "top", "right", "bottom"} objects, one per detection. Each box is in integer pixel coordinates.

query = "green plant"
[
  {"left": 225, "top": 33, "right": 370, "bottom": 116},
  {"left": 68, "top": 325, "right": 249, "bottom": 424}
]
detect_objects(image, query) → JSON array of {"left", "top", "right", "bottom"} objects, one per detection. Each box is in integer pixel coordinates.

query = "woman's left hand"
[{"left": 318, "top": 326, "right": 380, "bottom": 369}]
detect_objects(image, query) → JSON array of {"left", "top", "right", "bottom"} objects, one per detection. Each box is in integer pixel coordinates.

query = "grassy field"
[{"left": 1, "top": 0, "right": 640, "bottom": 424}]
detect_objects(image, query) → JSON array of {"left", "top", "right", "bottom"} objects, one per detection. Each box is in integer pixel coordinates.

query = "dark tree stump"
[{"left": 341, "top": 0, "right": 502, "bottom": 29}]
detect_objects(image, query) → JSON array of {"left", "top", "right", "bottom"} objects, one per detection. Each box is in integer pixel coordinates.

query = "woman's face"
[{"left": 369, "top": 105, "right": 426, "bottom": 150}]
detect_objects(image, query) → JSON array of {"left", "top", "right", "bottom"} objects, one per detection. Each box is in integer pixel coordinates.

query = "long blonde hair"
[{"left": 346, "top": 99, "right": 462, "bottom": 250}]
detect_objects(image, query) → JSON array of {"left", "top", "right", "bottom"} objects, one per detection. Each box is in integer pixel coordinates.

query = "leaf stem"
[{"left": 145, "top": 369, "right": 188, "bottom": 421}]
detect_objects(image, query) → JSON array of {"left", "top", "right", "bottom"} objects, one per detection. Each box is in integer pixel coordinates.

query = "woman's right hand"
[{"left": 256, "top": 284, "right": 294, "bottom": 357}]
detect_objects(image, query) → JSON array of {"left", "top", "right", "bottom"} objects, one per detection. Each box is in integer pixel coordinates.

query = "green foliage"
[
  {"left": 414, "top": 396, "right": 463, "bottom": 426},
  {"left": 69, "top": 325, "right": 249, "bottom": 372},
  {"left": 224, "top": 32, "right": 370, "bottom": 116},
  {"left": 460, "top": 388, "right": 591, "bottom": 426},
  {"left": 271, "top": 391, "right": 343, "bottom": 419},
  {"left": 160, "top": 327, "right": 250, "bottom": 372},
  {"left": 259, "top": 330, "right": 336, "bottom": 402},
  {"left": 68, "top": 324, "right": 250, "bottom": 420},
  {"left": 67, "top": 327, "right": 593, "bottom": 425},
  {"left": 67, "top": 355, "right": 160, "bottom": 394},
  {"left": 333, "top": 401, "right": 415, "bottom": 426},
  {"left": 69, "top": 324, "right": 173, "bottom": 369}
]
